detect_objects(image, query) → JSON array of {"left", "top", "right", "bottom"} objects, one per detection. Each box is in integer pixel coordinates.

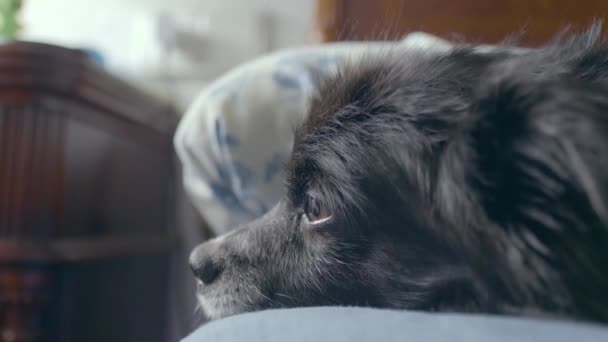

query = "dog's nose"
[
  {"left": 189, "top": 244, "right": 222, "bottom": 285},
  {"left": 192, "top": 259, "right": 221, "bottom": 285}
]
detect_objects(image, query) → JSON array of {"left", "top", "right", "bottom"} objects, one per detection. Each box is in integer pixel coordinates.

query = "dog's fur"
[{"left": 190, "top": 25, "right": 608, "bottom": 322}]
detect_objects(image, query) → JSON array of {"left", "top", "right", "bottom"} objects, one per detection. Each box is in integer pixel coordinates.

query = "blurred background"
[
  {"left": 20, "top": 0, "right": 317, "bottom": 111},
  {"left": 0, "top": 1, "right": 606, "bottom": 342}
]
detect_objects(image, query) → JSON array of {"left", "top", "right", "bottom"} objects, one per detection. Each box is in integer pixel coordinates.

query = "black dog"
[{"left": 190, "top": 25, "right": 608, "bottom": 322}]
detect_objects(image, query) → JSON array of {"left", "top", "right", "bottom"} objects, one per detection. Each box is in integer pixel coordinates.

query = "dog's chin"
[
  {"left": 197, "top": 295, "right": 227, "bottom": 320},
  {"left": 196, "top": 281, "right": 260, "bottom": 320},
  {"left": 197, "top": 292, "right": 247, "bottom": 320}
]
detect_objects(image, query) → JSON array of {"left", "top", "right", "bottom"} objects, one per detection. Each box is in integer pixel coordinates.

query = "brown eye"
[{"left": 305, "top": 197, "right": 332, "bottom": 224}]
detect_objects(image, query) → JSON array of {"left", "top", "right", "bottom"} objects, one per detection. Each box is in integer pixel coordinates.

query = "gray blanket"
[{"left": 183, "top": 307, "right": 608, "bottom": 342}]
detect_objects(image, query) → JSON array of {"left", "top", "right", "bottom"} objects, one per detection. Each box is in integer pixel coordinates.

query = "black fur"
[{"left": 190, "top": 25, "right": 608, "bottom": 322}]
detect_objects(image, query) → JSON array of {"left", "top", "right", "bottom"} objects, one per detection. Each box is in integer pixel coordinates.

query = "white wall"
[{"left": 21, "top": 0, "right": 316, "bottom": 109}]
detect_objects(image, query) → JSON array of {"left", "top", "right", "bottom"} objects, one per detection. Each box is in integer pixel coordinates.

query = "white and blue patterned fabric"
[{"left": 174, "top": 33, "right": 455, "bottom": 234}]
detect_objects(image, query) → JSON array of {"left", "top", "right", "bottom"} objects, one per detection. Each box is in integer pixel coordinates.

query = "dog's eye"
[{"left": 304, "top": 197, "right": 332, "bottom": 224}]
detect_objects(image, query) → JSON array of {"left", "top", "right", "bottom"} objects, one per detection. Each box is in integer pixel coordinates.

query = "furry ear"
[
  {"left": 467, "top": 74, "right": 608, "bottom": 320},
  {"left": 470, "top": 76, "right": 608, "bottom": 229}
]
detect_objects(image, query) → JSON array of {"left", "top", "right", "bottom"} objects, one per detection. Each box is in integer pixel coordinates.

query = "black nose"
[{"left": 189, "top": 246, "right": 222, "bottom": 285}]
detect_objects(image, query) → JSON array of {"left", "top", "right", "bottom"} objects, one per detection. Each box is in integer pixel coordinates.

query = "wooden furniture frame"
[{"left": 0, "top": 42, "right": 177, "bottom": 342}]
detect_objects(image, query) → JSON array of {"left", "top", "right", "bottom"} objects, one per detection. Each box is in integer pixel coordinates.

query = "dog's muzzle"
[{"left": 189, "top": 238, "right": 224, "bottom": 285}]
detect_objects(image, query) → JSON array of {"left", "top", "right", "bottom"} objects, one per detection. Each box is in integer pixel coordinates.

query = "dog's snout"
[
  {"left": 189, "top": 244, "right": 223, "bottom": 285},
  {"left": 194, "top": 258, "right": 222, "bottom": 285}
]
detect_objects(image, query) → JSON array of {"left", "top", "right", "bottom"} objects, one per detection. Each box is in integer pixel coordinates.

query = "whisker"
[{"left": 274, "top": 293, "right": 296, "bottom": 300}]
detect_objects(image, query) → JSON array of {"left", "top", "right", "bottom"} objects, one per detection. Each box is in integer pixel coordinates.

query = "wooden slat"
[{"left": 0, "top": 105, "right": 64, "bottom": 239}]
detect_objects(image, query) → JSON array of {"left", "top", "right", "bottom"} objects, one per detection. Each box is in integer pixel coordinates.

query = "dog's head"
[{"left": 190, "top": 28, "right": 608, "bottom": 322}]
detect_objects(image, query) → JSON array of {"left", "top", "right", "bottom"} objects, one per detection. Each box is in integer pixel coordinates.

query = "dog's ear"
[
  {"left": 468, "top": 76, "right": 608, "bottom": 230},
  {"left": 455, "top": 74, "right": 608, "bottom": 319}
]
